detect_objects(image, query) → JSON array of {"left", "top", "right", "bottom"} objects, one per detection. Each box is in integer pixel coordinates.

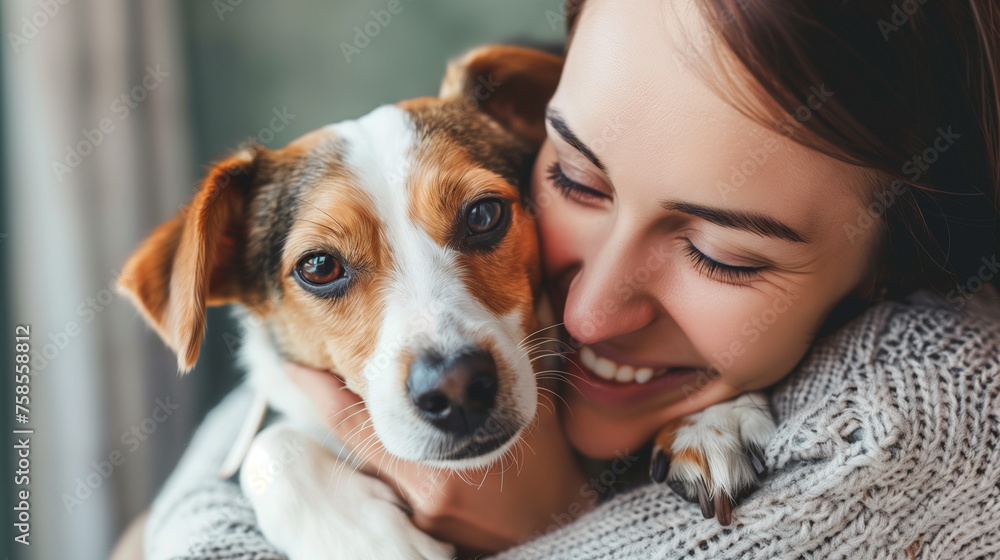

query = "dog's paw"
[
  {"left": 242, "top": 425, "right": 455, "bottom": 560},
  {"left": 649, "top": 392, "right": 775, "bottom": 525}
]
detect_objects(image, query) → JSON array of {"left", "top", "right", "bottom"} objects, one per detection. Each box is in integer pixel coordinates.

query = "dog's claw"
[
  {"left": 714, "top": 493, "right": 733, "bottom": 526},
  {"left": 650, "top": 447, "right": 669, "bottom": 483},
  {"left": 650, "top": 392, "right": 776, "bottom": 526},
  {"left": 696, "top": 479, "right": 714, "bottom": 519}
]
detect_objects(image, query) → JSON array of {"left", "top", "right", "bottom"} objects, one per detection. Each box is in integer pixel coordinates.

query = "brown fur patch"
[
  {"left": 437, "top": 45, "right": 564, "bottom": 145},
  {"left": 671, "top": 448, "right": 709, "bottom": 474},
  {"left": 118, "top": 151, "right": 256, "bottom": 371},
  {"left": 266, "top": 159, "right": 392, "bottom": 396},
  {"left": 654, "top": 418, "right": 693, "bottom": 454},
  {"left": 403, "top": 99, "right": 541, "bottom": 325}
]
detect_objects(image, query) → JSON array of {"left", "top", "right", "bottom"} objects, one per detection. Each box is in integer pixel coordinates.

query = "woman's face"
[{"left": 530, "top": 0, "right": 882, "bottom": 459}]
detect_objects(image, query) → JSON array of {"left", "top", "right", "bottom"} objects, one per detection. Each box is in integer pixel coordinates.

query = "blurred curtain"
[{"left": 2, "top": 2, "right": 197, "bottom": 559}]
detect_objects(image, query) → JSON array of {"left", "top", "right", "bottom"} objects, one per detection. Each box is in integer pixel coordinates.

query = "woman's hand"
[{"left": 285, "top": 362, "right": 593, "bottom": 555}]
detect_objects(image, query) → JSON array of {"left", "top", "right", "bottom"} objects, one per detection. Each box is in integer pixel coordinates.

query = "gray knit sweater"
[{"left": 145, "top": 290, "right": 1000, "bottom": 559}]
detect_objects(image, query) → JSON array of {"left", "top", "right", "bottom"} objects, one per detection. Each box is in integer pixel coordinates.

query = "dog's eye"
[
  {"left": 467, "top": 199, "right": 503, "bottom": 233},
  {"left": 296, "top": 253, "right": 343, "bottom": 285},
  {"left": 458, "top": 197, "right": 511, "bottom": 252}
]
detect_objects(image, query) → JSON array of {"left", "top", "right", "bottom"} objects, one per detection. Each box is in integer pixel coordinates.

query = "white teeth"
[
  {"left": 578, "top": 344, "right": 665, "bottom": 384},
  {"left": 594, "top": 358, "right": 617, "bottom": 380},
  {"left": 615, "top": 365, "right": 635, "bottom": 383},
  {"left": 580, "top": 346, "right": 597, "bottom": 371}
]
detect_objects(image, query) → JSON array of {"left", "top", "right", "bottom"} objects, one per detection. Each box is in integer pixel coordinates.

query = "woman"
[{"left": 143, "top": 0, "right": 1000, "bottom": 558}]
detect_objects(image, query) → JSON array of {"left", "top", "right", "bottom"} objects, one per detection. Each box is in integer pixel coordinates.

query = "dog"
[{"left": 118, "top": 45, "right": 775, "bottom": 559}]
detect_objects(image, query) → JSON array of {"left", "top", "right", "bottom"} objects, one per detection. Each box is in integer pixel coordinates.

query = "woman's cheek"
[
  {"left": 530, "top": 159, "right": 579, "bottom": 276},
  {"left": 697, "top": 291, "right": 817, "bottom": 392}
]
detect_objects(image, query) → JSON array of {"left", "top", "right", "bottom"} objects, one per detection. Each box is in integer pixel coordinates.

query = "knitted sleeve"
[
  {"left": 144, "top": 291, "right": 1000, "bottom": 559},
  {"left": 143, "top": 382, "right": 287, "bottom": 560},
  {"left": 494, "top": 291, "right": 1000, "bottom": 559}
]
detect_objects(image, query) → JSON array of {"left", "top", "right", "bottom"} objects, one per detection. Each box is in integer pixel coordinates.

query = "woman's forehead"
[{"left": 552, "top": 0, "right": 870, "bottom": 244}]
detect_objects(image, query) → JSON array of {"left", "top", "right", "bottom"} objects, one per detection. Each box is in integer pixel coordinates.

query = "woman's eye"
[
  {"left": 546, "top": 162, "right": 609, "bottom": 202},
  {"left": 682, "top": 241, "right": 766, "bottom": 286},
  {"left": 467, "top": 198, "right": 503, "bottom": 233},
  {"left": 296, "top": 253, "right": 343, "bottom": 285}
]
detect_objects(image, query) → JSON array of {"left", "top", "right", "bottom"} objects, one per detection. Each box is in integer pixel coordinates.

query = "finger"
[{"left": 284, "top": 361, "right": 362, "bottom": 415}]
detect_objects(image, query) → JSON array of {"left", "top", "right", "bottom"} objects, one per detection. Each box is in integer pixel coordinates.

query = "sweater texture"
[{"left": 145, "top": 290, "right": 1000, "bottom": 559}]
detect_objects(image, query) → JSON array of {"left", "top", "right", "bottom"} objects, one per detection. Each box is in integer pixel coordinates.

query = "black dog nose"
[{"left": 407, "top": 348, "right": 498, "bottom": 436}]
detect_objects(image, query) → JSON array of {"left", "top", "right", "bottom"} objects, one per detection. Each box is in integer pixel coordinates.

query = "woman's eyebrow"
[
  {"left": 660, "top": 200, "right": 810, "bottom": 243},
  {"left": 545, "top": 108, "right": 607, "bottom": 172}
]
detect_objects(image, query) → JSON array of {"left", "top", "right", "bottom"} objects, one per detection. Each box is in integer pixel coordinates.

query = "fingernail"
[
  {"left": 714, "top": 494, "right": 732, "bottom": 526},
  {"left": 747, "top": 443, "right": 767, "bottom": 476},
  {"left": 650, "top": 448, "right": 668, "bottom": 483},
  {"left": 697, "top": 480, "right": 715, "bottom": 519}
]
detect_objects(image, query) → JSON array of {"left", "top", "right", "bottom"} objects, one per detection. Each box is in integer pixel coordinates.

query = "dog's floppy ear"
[
  {"left": 118, "top": 150, "right": 257, "bottom": 372},
  {"left": 439, "top": 45, "right": 563, "bottom": 146}
]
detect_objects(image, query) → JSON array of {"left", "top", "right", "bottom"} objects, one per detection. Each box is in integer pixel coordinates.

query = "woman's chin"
[
  {"left": 558, "top": 369, "right": 738, "bottom": 460},
  {"left": 561, "top": 399, "right": 667, "bottom": 460}
]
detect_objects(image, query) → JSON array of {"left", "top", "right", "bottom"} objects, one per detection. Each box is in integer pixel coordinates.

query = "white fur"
[
  {"left": 241, "top": 425, "right": 454, "bottom": 560},
  {"left": 331, "top": 105, "right": 536, "bottom": 466},
  {"left": 230, "top": 105, "right": 538, "bottom": 559},
  {"left": 226, "top": 105, "right": 773, "bottom": 557},
  {"left": 669, "top": 391, "right": 776, "bottom": 499}
]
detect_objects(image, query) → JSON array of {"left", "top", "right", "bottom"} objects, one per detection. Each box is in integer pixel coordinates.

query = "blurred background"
[{"left": 0, "top": 2, "right": 564, "bottom": 558}]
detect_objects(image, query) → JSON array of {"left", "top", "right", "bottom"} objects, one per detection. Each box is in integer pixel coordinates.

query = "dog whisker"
[
  {"left": 537, "top": 385, "right": 569, "bottom": 410},
  {"left": 315, "top": 406, "right": 370, "bottom": 448},
  {"left": 330, "top": 421, "right": 375, "bottom": 488},
  {"left": 516, "top": 322, "right": 564, "bottom": 349}
]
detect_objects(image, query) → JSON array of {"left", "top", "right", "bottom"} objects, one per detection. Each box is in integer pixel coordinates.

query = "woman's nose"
[{"left": 561, "top": 240, "right": 668, "bottom": 345}]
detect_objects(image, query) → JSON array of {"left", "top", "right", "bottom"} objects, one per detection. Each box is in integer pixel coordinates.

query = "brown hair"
[{"left": 566, "top": 0, "right": 1000, "bottom": 305}]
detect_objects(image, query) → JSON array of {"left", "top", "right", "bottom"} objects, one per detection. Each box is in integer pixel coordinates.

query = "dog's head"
[{"left": 118, "top": 46, "right": 563, "bottom": 467}]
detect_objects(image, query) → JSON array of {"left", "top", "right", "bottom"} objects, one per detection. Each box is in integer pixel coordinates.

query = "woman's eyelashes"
[
  {"left": 682, "top": 240, "right": 766, "bottom": 286},
  {"left": 547, "top": 157, "right": 766, "bottom": 286},
  {"left": 547, "top": 162, "right": 608, "bottom": 202}
]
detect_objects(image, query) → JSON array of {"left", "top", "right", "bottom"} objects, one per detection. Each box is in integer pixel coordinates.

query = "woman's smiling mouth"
[{"left": 565, "top": 344, "right": 707, "bottom": 408}]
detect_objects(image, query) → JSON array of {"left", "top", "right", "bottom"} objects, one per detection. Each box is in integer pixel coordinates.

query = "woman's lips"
[{"left": 563, "top": 347, "right": 705, "bottom": 408}]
